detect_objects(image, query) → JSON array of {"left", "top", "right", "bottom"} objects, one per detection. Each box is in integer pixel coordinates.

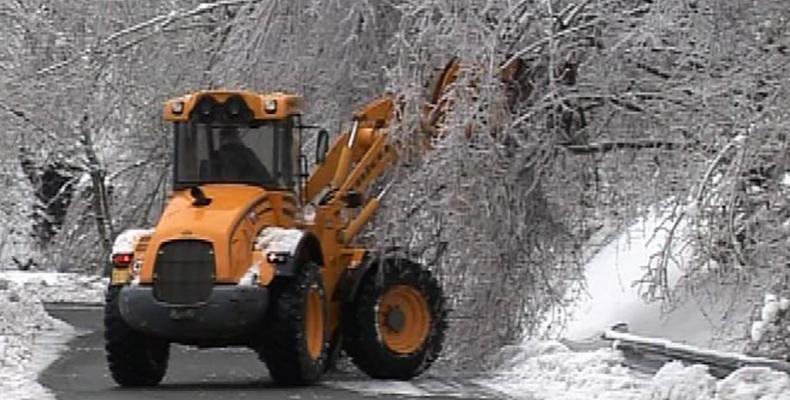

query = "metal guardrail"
[{"left": 602, "top": 324, "right": 790, "bottom": 377}]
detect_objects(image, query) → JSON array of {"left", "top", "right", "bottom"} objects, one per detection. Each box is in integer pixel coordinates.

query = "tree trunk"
[{"left": 79, "top": 113, "right": 114, "bottom": 258}]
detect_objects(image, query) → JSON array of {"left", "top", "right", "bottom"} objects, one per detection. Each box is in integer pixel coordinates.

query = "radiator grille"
[{"left": 153, "top": 240, "right": 214, "bottom": 305}]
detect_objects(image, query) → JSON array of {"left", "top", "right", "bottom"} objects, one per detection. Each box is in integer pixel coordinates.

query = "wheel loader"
[{"left": 104, "top": 89, "right": 448, "bottom": 386}]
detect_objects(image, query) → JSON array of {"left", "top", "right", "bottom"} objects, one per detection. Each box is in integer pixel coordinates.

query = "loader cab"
[{"left": 163, "top": 91, "right": 302, "bottom": 191}]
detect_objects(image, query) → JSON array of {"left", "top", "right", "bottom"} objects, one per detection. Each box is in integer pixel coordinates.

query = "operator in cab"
[{"left": 216, "top": 126, "right": 273, "bottom": 183}]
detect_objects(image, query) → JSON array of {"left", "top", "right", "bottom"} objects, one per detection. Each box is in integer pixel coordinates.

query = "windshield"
[{"left": 173, "top": 119, "right": 295, "bottom": 189}]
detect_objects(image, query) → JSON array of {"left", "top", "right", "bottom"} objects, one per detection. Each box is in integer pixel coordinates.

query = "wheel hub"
[
  {"left": 385, "top": 307, "right": 406, "bottom": 332},
  {"left": 377, "top": 285, "right": 431, "bottom": 354}
]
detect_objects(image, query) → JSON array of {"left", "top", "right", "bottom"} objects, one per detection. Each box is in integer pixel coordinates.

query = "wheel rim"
[
  {"left": 305, "top": 287, "right": 323, "bottom": 360},
  {"left": 378, "top": 285, "right": 430, "bottom": 354}
]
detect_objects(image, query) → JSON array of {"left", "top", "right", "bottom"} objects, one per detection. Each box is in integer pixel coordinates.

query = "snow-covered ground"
[
  {"left": 481, "top": 340, "right": 790, "bottom": 400},
  {"left": 0, "top": 271, "right": 107, "bottom": 400},
  {"left": 481, "top": 214, "right": 790, "bottom": 400}
]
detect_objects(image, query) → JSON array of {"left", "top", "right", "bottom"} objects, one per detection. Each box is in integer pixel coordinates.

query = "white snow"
[
  {"left": 604, "top": 329, "right": 790, "bottom": 368},
  {"left": 761, "top": 295, "right": 780, "bottom": 324},
  {"left": 780, "top": 298, "right": 790, "bottom": 312},
  {"left": 751, "top": 320, "right": 770, "bottom": 343},
  {"left": 330, "top": 381, "right": 431, "bottom": 397},
  {"left": 561, "top": 214, "right": 714, "bottom": 345},
  {"left": 683, "top": 202, "right": 700, "bottom": 220},
  {"left": 0, "top": 272, "right": 90, "bottom": 400},
  {"left": 111, "top": 228, "right": 153, "bottom": 256},
  {"left": 750, "top": 293, "right": 788, "bottom": 343},
  {"left": 0, "top": 271, "right": 108, "bottom": 304},
  {"left": 715, "top": 367, "right": 790, "bottom": 400},
  {"left": 479, "top": 341, "right": 647, "bottom": 400},
  {"left": 256, "top": 227, "right": 304, "bottom": 255},
  {"left": 482, "top": 343, "right": 790, "bottom": 400},
  {"left": 645, "top": 362, "right": 716, "bottom": 400}
]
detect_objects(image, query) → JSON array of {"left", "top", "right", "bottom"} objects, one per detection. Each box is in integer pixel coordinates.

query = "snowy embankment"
[
  {"left": 483, "top": 341, "right": 790, "bottom": 400},
  {"left": 0, "top": 272, "right": 106, "bottom": 400},
  {"left": 481, "top": 214, "right": 790, "bottom": 400}
]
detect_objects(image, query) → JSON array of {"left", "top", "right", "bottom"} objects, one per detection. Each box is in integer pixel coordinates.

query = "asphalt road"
[{"left": 40, "top": 304, "right": 493, "bottom": 400}]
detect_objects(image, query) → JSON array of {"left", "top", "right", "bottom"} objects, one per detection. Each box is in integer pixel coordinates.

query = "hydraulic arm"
[{"left": 305, "top": 96, "right": 397, "bottom": 244}]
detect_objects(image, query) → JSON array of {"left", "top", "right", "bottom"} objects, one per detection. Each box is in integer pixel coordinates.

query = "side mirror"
[{"left": 316, "top": 129, "right": 329, "bottom": 165}]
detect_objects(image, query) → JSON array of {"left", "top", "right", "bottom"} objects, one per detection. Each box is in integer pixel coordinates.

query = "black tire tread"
[
  {"left": 258, "top": 262, "right": 326, "bottom": 385},
  {"left": 104, "top": 286, "right": 169, "bottom": 387}
]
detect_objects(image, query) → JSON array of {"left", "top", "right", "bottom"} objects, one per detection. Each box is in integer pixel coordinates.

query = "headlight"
[
  {"left": 172, "top": 101, "right": 184, "bottom": 114},
  {"left": 264, "top": 99, "right": 277, "bottom": 114}
]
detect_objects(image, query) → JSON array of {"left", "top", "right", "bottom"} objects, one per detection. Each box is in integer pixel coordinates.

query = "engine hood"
[{"left": 138, "top": 184, "right": 272, "bottom": 283}]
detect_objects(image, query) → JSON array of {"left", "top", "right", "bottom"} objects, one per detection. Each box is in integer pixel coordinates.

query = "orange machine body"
[{"left": 135, "top": 185, "right": 297, "bottom": 285}]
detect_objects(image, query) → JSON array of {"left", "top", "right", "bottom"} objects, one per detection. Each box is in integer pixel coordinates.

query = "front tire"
[
  {"left": 258, "top": 262, "right": 327, "bottom": 385},
  {"left": 343, "top": 258, "right": 447, "bottom": 380},
  {"left": 104, "top": 286, "right": 169, "bottom": 387}
]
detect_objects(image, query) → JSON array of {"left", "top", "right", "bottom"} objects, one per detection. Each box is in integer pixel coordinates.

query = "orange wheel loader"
[{"left": 104, "top": 90, "right": 447, "bottom": 386}]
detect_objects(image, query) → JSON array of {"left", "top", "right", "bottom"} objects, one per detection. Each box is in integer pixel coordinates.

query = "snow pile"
[
  {"left": 484, "top": 347, "right": 790, "bottom": 400},
  {"left": 0, "top": 271, "right": 107, "bottom": 304},
  {"left": 645, "top": 362, "right": 790, "bottom": 400},
  {"left": 0, "top": 277, "right": 76, "bottom": 400},
  {"left": 751, "top": 293, "right": 790, "bottom": 343},
  {"left": 480, "top": 341, "right": 647, "bottom": 400},
  {"left": 644, "top": 362, "right": 716, "bottom": 399},
  {"left": 715, "top": 367, "right": 790, "bottom": 400}
]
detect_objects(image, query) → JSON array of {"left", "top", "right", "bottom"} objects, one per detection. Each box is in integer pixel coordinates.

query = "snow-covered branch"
[{"left": 36, "top": 0, "right": 259, "bottom": 76}]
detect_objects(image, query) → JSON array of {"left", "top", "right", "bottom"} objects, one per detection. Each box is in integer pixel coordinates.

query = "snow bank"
[
  {"left": 0, "top": 270, "right": 107, "bottom": 304},
  {"left": 0, "top": 275, "right": 79, "bottom": 400},
  {"left": 644, "top": 362, "right": 790, "bottom": 400},
  {"left": 479, "top": 341, "right": 647, "bottom": 400},
  {"left": 482, "top": 346, "right": 790, "bottom": 400},
  {"left": 715, "top": 367, "right": 790, "bottom": 400},
  {"left": 645, "top": 362, "right": 716, "bottom": 399}
]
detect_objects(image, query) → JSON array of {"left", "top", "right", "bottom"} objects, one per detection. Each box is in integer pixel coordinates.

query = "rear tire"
[
  {"left": 104, "top": 286, "right": 169, "bottom": 387},
  {"left": 258, "top": 262, "right": 327, "bottom": 385},
  {"left": 343, "top": 258, "right": 447, "bottom": 380}
]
